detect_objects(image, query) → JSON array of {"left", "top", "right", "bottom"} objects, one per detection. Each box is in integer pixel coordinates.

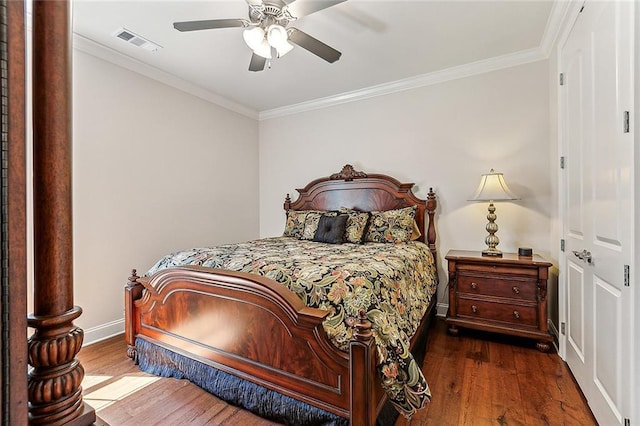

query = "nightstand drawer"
[
  {"left": 457, "top": 275, "right": 536, "bottom": 301},
  {"left": 457, "top": 298, "right": 538, "bottom": 327}
]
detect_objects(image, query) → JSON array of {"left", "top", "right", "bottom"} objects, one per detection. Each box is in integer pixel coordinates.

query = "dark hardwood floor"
[{"left": 79, "top": 319, "right": 597, "bottom": 425}]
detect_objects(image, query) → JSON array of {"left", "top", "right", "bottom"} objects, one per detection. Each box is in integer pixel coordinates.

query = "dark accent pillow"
[{"left": 313, "top": 214, "right": 348, "bottom": 244}]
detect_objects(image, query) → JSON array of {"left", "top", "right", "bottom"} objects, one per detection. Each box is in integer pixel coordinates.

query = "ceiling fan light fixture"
[
  {"left": 267, "top": 25, "right": 293, "bottom": 57},
  {"left": 275, "top": 42, "right": 293, "bottom": 57},
  {"left": 253, "top": 38, "right": 273, "bottom": 59},
  {"left": 242, "top": 26, "right": 265, "bottom": 50}
]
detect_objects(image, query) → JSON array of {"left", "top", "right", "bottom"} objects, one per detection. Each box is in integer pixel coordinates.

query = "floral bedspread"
[{"left": 146, "top": 236, "right": 438, "bottom": 418}]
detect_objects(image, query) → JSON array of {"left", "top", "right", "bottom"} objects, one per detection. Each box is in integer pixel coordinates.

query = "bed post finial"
[
  {"left": 284, "top": 193, "right": 292, "bottom": 210},
  {"left": 127, "top": 269, "right": 139, "bottom": 287},
  {"left": 353, "top": 310, "right": 373, "bottom": 340}
]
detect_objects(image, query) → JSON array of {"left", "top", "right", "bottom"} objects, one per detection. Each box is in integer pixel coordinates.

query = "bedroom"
[{"left": 2, "top": 0, "right": 637, "bottom": 425}]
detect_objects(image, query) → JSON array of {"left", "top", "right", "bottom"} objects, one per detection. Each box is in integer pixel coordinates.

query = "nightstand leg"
[{"left": 448, "top": 324, "right": 459, "bottom": 336}]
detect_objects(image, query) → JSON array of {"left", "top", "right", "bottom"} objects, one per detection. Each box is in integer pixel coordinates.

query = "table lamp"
[{"left": 469, "top": 169, "right": 519, "bottom": 257}]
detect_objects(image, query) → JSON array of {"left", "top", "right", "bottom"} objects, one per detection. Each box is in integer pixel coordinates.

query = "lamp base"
[{"left": 482, "top": 248, "right": 503, "bottom": 257}]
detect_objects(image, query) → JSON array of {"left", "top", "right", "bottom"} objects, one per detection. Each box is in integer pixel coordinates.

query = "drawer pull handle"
[
  {"left": 471, "top": 282, "right": 478, "bottom": 289},
  {"left": 513, "top": 311, "right": 520, "bottom": 319},
  {"left": 512, "top": 286, "right": 520, "bottom": 294},
  {"left": 471, "top": 305, "right": 478, "bottom": 313}
]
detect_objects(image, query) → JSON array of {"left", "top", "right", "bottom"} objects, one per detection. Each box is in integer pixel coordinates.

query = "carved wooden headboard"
[{"left": 283, "top": 164, "right": 437, "bottom": 255}]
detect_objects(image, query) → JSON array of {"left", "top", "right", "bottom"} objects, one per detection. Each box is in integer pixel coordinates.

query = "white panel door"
[{"left": 561, "top": 1, "right": 633, "bottom": 425}]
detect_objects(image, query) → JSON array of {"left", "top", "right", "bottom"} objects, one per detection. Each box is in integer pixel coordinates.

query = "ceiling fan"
[{"left": 173, "top": 0, "right": 346, "bottom": 72}]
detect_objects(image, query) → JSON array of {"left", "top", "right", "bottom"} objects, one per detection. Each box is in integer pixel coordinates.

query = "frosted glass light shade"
[
  {"left": 253, "top": 39, "right": 272, "bottom": 59},
  {"left": 267, "top": 25, "right": 293, "bottom": 57},
  {"left": 243, "top": 27, "right": 265, "bottom": 51},
  {"left": 468, "top": 169, "right": 518, "bottom": 202},
  {"left": 243, "top": 27, "right": 272, "bottom": 59}
]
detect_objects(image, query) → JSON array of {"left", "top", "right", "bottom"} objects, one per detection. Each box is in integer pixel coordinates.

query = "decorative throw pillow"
[
  {"left": 313, "top": 214, "right": 348, "bottom": 244},
  {"left": 364, "top": 205, "right": 417, "bottom": 243},
  {"left": 283, "top": 210, "right": 308, "bottom": 238},
  {"left": 301, "top": 211, "right": 337, "bottom": 240},
  {"left": 339, "top": 208, "right": 370, "bottom": 244},
  {"left": 410, "top": 219, "right": 422, "bottom": 241}
]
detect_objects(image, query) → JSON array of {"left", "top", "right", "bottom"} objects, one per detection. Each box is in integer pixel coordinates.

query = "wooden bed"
[{"left": 124, "top": 164, "right": 438, "bottom": 425}]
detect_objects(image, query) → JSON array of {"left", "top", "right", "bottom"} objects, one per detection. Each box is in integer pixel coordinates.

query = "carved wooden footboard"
[
  {"left": 124, "top": 165, "right": 438, "bottom": 425},
  {"left": 125, "top": 265, "right": 386, "bottom": 423}
]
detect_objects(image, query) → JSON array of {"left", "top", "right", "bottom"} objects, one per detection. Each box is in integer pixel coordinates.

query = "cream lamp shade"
[
  {"left": 469, "top": 169, "right": 519, "bottom": 256},
  {"left": 469, "top": 169, "right": 518, "bottom": 202}
]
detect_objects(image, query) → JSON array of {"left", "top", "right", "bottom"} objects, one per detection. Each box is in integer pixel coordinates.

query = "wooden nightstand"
[{"left": 445, "top": 250, "right": 554, "bottom": 352}]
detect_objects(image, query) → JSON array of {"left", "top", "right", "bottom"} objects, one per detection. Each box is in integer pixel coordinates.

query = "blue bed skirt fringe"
[
  {"left": 136, "top": 338, "right": 348, "bottom": 426},
  {"left": 135, "top": 315, "right": 430, "bottom": 426}
]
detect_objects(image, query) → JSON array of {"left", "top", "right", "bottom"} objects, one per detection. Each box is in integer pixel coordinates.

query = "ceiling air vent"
[{"left": 113, "top": 28, "right": 162, "bottom": 52}]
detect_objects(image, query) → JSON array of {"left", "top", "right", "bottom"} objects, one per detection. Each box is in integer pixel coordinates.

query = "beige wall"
[
  {"left": 70, "top": 52, "right": 552, "bottom": 342},
  {"left": 72, "top": 51, "right": 259, "bottom": 341},
  {"left": 259, "top": 60, "right": 552, "bottom": 314}
]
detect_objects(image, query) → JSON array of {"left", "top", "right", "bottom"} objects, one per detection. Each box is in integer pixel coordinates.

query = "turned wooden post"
[
  {"left": 349, "top": 310, "right": 376, "bottom": 425},
  {"left": 426, "top": 188, "right": 437, "bottom": 254},
  {"left": 27, "top": 1, "right": 95, "bottom": 424},
  {"left": 124, "top": 269, "right": 143, "bottom": 362}
]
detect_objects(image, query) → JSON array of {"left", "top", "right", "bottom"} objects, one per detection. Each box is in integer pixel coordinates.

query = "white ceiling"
[{"left": 72, "top": 0, "right": 559, "bottom": 116}]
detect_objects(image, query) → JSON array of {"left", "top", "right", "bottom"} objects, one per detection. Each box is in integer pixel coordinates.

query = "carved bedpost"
[
  {"left": 283, "top": 193, "right": 292, "bottom": 211},
  {"left": 27, "top": 1, "right": 96, "bottom": 424},
  {"left": 125, "top": 269, "right": 143, "bottom": 362},
  {"left": 426, "top": 188, "right": 437, "bottom": 255},
  {"left": 349, "top": 311, "right": 376, "bottom": 426}
]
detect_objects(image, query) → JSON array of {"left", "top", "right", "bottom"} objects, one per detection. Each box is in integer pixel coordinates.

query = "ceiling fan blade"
[
  {"left": 248, "top": 53, "right": 267, "bottom": 72},
  {"left": 288, "top": 28, "right": 341, "bottom": 63},
  {"left": 284, "top": 0, "right": 346, "bottom": 18},
  {"left": 173, "top": 19, "right": 248, "bottom": 32}
]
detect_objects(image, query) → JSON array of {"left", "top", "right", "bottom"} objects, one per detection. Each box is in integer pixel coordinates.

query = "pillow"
[
  {"left": 313, "top": 214, "right": 348, "bottom": 244},
  {"left": 301, "top": 211, "right": 337, "bottom": 240},
  {"left": 283, "top": 210, "right": 308, "bottom": 238},
  {"left": 364, "top": 205, "right": 417, "bottom": 243},
  {"left": 410, "top": 219, "right": 422, "bottom": 241},
  {"left": 339, "top": 208, "right": 370, "bottom": 244},
  {"left": 283, "top": 210, "right": 335, "bottom": 239}
]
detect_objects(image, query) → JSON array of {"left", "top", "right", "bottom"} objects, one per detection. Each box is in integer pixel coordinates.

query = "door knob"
[{"left": 572, "top": 249, "right": 592, "bottom": 264}]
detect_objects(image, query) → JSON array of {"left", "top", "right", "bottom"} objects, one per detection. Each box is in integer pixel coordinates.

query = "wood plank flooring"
[{"left": 79, "top": 319, "right": 597, "bottom": 425}]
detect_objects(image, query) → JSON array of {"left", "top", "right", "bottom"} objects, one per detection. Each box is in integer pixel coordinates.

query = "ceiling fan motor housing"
[{"left": 248, "top": 1, "right": 294, "bottom": 27}]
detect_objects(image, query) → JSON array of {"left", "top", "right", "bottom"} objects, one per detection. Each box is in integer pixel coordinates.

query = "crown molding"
[
  {"left": 70, "top": 0, "right": 573, "bottom": 123},
  {"left": 259, "top": 47, "right": 547, "bottom": 120},
  {"left": 539, "top": 0, "right": 574, "bottom": 57},
  {"left": 259, "top": 1, "right": 572, "bottom": 121},
  {"left": 72, "top": 33, "right": 259, "bottom": 120}
]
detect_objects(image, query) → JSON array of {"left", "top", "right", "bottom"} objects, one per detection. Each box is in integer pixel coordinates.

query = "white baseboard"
[
  {"left": 547, "top": 319, "right": 561, "bottom": 353},
  {"left": 82, "top": 319, "right": 125, "bottom": 346},
  {"left": 436, "top": 302, "right": 449, "bottom": 318}
]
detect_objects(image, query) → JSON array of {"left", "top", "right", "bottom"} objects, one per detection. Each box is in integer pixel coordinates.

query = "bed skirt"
[{"left": 135, "top": 316, "right": 431, "bottom": 426}]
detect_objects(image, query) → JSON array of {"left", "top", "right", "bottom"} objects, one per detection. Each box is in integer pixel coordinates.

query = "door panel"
[
  {"left": 561, "top": 1, "right": 633, "bottom": 425},
  {"left": 567, "top": 262, "right": 585, "bottom": 362},
  {"left": 593, "top": 276, "right": 622, "bottom": 421},
  {"left": 565, "top": 49, "right": 585, "bottom": 240}
]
